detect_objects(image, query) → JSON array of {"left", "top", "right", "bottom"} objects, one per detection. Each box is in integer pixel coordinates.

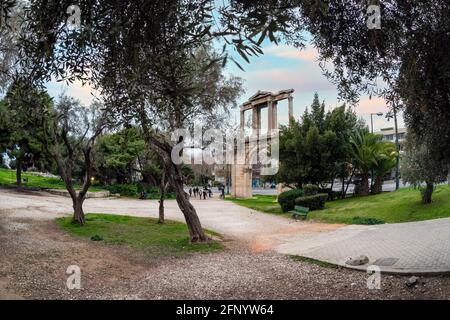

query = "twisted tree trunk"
[
  {"left": 164, "top": 160, "right": 207, "bottom": 242},
  {"left": 422, "top": 181, "right": 434, "bottom": 204},
  {"left": 138, "top": 109, "right": 208, "bottom": 242},
  {"left": 73, "top": 195, "right": 86, "bottom": 225}
]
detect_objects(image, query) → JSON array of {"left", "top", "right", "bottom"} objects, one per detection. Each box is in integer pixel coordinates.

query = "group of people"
[
  {"left": 189, "top": 186, "right": 212, "bottom": 200},
  {"left": 188, "top": 184, "right": 226, "bottom": 200}
]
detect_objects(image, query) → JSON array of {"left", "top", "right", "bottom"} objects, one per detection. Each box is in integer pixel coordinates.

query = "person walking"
[
  {"left": 220, "top": 185, "right": 225, "bottom": 199},
  {"left": 189, "top": 188, "right": 192, "bottom": 197}
]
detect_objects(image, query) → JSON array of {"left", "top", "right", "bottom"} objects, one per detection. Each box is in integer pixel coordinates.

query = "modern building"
[{"left": 375, "top": 127, "right": 407, "bottom": 150}]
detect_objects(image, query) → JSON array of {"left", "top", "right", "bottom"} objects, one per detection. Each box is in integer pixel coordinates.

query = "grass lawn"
[
  {"left": 56, "top": 213, "right": 222, "bottom": 257},
  {"left": 227, "top": 185, "right": 450, "bottom": 224},
  {"left": 0, "top": 168, "right": 105, "bottom": 192},
  {"left": 225, "top": 194, "right": 284, "bottom": 215}
]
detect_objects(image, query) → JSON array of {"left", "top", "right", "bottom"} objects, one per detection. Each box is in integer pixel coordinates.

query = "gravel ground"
[{"left": 1, "top": 208, "right": 449, "bottom": 300}]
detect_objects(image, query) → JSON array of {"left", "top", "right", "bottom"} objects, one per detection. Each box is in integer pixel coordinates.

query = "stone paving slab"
[{"left": 276, "top": 218, "right": 450, "bottom": 274}]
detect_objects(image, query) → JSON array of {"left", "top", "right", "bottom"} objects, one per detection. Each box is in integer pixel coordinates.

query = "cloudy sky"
[
  {"left": 45, "top": 41, "right": 404, "bottom": 133},
  {"left": 225, "top": 42, "right": 404, "bottom": 132}
]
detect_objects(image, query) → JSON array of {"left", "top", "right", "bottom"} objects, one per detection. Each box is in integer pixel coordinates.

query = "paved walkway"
[
  {"left": 1, "top": 188, "right": 449, "bottom": 274},
  {"left": 276, "top": 220, "right": 450, "bottom": 274}
]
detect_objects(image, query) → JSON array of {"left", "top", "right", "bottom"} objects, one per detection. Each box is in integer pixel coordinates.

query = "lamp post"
[
  {"left": 370, "top": 112, "right": 383, "bottom": 192},
  {"left": 386, "top": 104, "right": 401, "bottom": 190},
  {"left": 370, "top": 112, "right": 384, "bottom": 133}
]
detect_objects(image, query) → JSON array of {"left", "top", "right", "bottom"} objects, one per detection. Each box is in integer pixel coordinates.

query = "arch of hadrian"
[{"left": 231, "top": 89, "right": 294, "bottom": 198}]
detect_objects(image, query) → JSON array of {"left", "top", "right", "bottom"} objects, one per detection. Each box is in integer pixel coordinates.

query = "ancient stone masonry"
[{"left": 231, "top": 89, "right": 294, "bottom": 198}]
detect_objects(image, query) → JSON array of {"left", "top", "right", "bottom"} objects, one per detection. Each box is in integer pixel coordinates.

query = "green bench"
[{"left": 289, "top": 205, "right": 309, "bottom": 220}]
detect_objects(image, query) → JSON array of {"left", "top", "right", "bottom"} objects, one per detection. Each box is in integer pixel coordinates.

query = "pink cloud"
[
  {"left": 265, "top": 45, "right": 319, "bottom": 62},
  {"left": 356, "top": 97, "right": 388, "bottom": 115}
]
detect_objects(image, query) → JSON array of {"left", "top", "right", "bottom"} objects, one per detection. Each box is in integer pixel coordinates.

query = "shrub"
[
  {"left": 104, "top": 184, "right": 138, "bottom": 196},
  {"left": 352, "top": 217, "right": 385, "bottom": 225},
  {"left": 278, "top": 189, "right": 304, "bottom": 212},
  {"left": 104, "top": 183, "right": 176, "bottom": 199},
  {"left": 294, "top": 193, "right": 328, "bottom": 211},
  {"left": 303, "top": 184, "right": 319, "bottom": 196},
  {"left": 319, "top": 188, "right": 342, "bottom": 201}
]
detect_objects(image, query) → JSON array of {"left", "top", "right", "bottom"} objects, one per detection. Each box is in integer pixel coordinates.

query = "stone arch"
[{"left": 231, "top": 89, "right": 294, "bottom": 198}]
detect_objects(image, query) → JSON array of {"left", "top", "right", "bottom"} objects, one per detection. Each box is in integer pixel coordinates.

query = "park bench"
[{"left": 289, "top": 205, "right": 309, "bottom": 220}]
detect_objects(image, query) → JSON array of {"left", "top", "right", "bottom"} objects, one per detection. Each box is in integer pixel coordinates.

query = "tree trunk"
[
  {"left": 165, "top": 161, "right": 208, "bottom": 242},
  {"left": 344, "top": 168, "right": 356, "bottom": 198},
  {"left": 372, "top": 175, "right": 383, "bottom": 194},
  {"left": 137, "top": 109, "right": 207, "bottom": 242},
  {"left": 422, "top": 181, "right": 434, "bottom": 204},
  {"left": 16, "top": 159, "right": 22, "bottom": 191},
  {"left": 158, "top": 170, "right": 166, "bottom": 224},
  {"left": 357, "top": 173, "right": 370, "bottom": 196},
  {"left": 73, "top": 196, "right": 86, "bottom": 225}
]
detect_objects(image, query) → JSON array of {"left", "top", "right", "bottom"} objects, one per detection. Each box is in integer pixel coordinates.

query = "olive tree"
[
  {"left": 401, "top": 133, "right": 448, "bottom": 204},
  {"left": 43, "top": 94, "right": 110, "bottom": 224}
]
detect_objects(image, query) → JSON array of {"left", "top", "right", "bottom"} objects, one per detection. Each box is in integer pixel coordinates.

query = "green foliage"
[
  {"left": 0, "top": 168, "right": 104, "bottom": 192},
  {"left": 349, "top": 128, "right": 397, "bottom": 195},
  {"left": 401, "top": 132, "right": 448, "bottom": 203},
  {"left": 230, "top": 186, "right": 450, "bottom": 224},
  {"left": 303, "top": 184, "right": 319, "bottom": 196},
  {"left": 225, "top": 195, "right": 283, "bottom": 215},
  {"left": 277, "top": 94, "right": 360, "bottom": 189},
  {"left": 297, "top": 2, "right": 450, "bottom": 190},
  {"left": 0, "top": 82, "right": 54, "bottom": 174},
  {"left": 56, "top": 214, "right": 222, "bottom": 256},
  {"left": 294, "top": 193, "right": 328, "bottom": 211},
  {"left": 0, "top": 154, "right": 5, "bottom": 168},
  {"left": 104, "top": 183, "right": 138, "bottom": 197},
  {"left": 318, "top": 187, "right": 342, "bottom": 201},
  {"left": 277, "top": 189, "right": 304, "bottom": 212},
  {"left": 104, "top": 183, "right": 175, "bottom": 199},
  {"left": 351, "top": 217, "right": 385, "bottom": 225},
  {"left": 401, "top": 133, "right": 449, "bottom": 189},
  {"left": 94, "top": 127, "right": 147, "bottom": 184},
  {"left": 90, "top": 234, "right": 103, "bottom": 241}
]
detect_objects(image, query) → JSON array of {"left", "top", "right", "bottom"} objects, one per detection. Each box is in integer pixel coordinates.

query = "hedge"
[
  {"left": 104, "top": 183, "right": 175, "bottom": 199},
  {"left": 303, "top": 184, "right": 319, "bottom": 196},
  {"left": 294, "top": 193, "right": 328, "bottom": 211},
  {"left": 277, "top": 189, "right": 304, "bottom": 212},
  {"left": 319, "top": 188, "right": 343, "bottom": 201}
]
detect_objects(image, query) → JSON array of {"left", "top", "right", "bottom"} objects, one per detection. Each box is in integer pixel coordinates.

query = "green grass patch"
[
  {"left": 309, "top": 185, "right": 450, "bottom": 224},
  {"left": 227, "top": 185, "right": 450, "bottom": 224},
  {"left": 225, "top": 194, "right": 285, "bottom": 215},
  {"left": 289, "top": 255, "right": 338, "bottom": 269},
  {"left": 351, "top": 216, "right": 385, "bottom": 225},
  {"left": 56, "top": 213, "right": 222, "bottom": 257},
  {"left": 0, "top": 168, "right": 105, "bottom": 192}
]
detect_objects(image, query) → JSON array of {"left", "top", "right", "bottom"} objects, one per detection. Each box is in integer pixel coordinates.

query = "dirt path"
[
  {"left": 0, "top": 188, "right": 342, "bottom": 251},
  {"left": 1, "top": 189, "right": 449, "bottom": 299}
]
